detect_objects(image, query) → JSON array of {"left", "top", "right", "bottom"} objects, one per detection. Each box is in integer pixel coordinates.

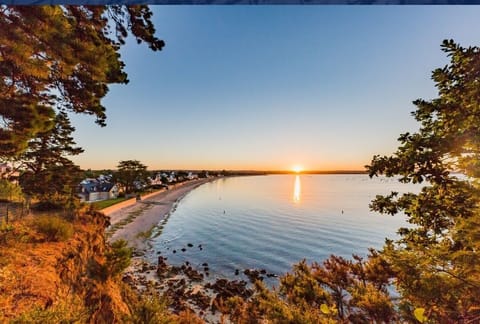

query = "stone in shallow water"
[{"left": 243, "top": 269, "right": 263, "bottom": 283}]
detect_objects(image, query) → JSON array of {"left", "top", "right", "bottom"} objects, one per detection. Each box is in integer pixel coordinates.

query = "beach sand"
[
  {"left": 107, "top": 177, "right": 247, "bottom": 322},
  {"left": 106, "top": 178, "right": 214, "bottom": 250}
]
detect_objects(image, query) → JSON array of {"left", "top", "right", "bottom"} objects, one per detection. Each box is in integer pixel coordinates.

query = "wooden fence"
[{"left": 0, "top": 201, "right": 27, "bottom": 223}]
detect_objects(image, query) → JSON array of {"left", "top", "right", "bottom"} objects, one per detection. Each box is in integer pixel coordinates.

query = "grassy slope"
[{"left": 0, "top": 212, "right": 131, "bottom": 323}]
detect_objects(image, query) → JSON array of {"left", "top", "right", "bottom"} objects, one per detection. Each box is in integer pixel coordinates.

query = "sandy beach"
[
  {"left": 105, "top": 176, "right": 253, "bottom": 322},
  {"left": 106, "top": 178, "right": 215, "bottom": 250}
]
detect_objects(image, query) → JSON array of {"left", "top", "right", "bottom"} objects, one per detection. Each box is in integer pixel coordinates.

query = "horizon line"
[{"left": 83, "top": 168, "right": 368, "bottom": 174}]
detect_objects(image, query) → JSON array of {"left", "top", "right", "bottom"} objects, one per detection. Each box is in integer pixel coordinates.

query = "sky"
[{"left": 70, "top": 6, "right": 480, "bottom": 171}]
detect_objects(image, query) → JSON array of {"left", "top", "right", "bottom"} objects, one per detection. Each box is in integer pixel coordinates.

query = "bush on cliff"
[
  {"left": 106, "top": 239, "right": 133, "bottom": 277},
  {"left": 33, "top": 215, "right": 74, "bottom": 242},
  {"left": 9, "top": 296, "right": 88, "bottom": 324}
]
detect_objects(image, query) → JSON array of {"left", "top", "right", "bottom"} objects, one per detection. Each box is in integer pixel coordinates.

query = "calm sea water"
[{"left": 149, "top": 175, "right": 419, "bottom": 284}]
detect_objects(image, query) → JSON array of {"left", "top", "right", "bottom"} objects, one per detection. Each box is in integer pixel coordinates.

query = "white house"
[{"left": 78, "top": 178, "right": 119, "bottom": 202}]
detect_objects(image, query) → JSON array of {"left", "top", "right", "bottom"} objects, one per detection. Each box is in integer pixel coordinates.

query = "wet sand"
[{"left": 106, "top": 178, "right": 215, "bottom": 250}]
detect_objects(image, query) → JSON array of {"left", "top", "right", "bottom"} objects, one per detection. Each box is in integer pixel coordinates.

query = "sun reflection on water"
[{"left": 293, "top": 175, "right": 301, "bottom": 203}]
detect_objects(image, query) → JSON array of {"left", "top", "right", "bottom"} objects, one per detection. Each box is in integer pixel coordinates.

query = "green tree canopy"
[
  {"left": 367, "top": 39, "right": 480, "bottom": 322},
  {"left": 115, "top": 160, "right": 148, "bottom": 194},
  {"left": 0, "top": 5, "right": 164, "bottom": 157},
  {"left": 20, "top": 112, "right": 83, "bottom": 173},
  {"left": 18, "top": 112, "right": 83, "bottom": 205}
]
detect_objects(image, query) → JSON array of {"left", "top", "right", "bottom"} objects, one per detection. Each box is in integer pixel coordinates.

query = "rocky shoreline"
[
  {"left": 105, "top": 177, "right": 281, "bottom": 321},
  {"left": 122, "top": 245, "right": 279, "bottom": 322}
]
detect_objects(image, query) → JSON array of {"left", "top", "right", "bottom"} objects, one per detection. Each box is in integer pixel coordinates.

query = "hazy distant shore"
[
  {"left": 269, "top": 170, "right": 367, "bottom": 175},
  {"left": 106, "top": 178, "right": 216, "bottom": 250}
]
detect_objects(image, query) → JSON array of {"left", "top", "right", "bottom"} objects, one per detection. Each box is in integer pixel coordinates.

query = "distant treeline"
[{"left": 83, "top": 169, "right": 367, "bottom": 176}]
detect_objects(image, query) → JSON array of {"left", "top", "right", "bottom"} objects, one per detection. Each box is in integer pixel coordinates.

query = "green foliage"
[
  {"left": 10, "top": 307, "right": 69, "bottom": 324},
  {"left": 0, "top": 179, "right": 23, "bottom": 202},
  {"left": 222, "top": 253, "right": 396, "bottom": 323},
  {"left": 87, "top": 239, "right": 132, "bottom": 282},
  {"left": 115, "top": 160, "right": 149, "bottom": 193},
  {"left": 0, "top": 218, "right": 14, "bottom": 245},
  {"left": 367, "top": 39, "right": 480, "bottom": 322},
  {"left": 33, "top": 215, "right": 74, "bottom": 242},
  {"left": 21, "top": 166, "right": 82, "bottom": 206},
  {"left": 128, "top": 290, "right": 174, "bottom": 324},
  {"left": 0, "top": 218, "right": 14, "bottom": 232},
  {"left": 105, "top": 239, "right": 132, "bottom": 277},
  {"left": 9, "top": 297, "right": 88, "bottom": 324},
  {"left": 17, "top": 112, "right": 83, "bottom": 206},
  {"left": 160, "top": 175, "right": 169, "bottom": 184},
  {"left": 0, "top": 6, "right": 164, "bottom": 157},
  {"left": 282, "top": 254, "right": 396, "bottom": 322},
  {"left": 223, "top": 281, "right": 336, "bottom": 324}
]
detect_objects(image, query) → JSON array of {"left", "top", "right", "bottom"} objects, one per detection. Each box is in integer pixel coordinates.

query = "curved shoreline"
[{"left": 106, "top": 178, "right": 216, "bottom": 250}]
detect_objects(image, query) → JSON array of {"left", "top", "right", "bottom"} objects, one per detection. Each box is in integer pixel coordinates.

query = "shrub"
[
  {"left": 0, "top": 179, "right": 23, "bottom": 202},
  {"left": 32, "top": 201, "right": 63, "bottom": 211},
  {"left": 129, "top": 291, "right": 173, "bottom": 324},
  {"left": 0, "top": 218, "right": 14, "bottom": 232},
  {"left": 9, "top": 297, "right": 88, "bottom": 323},
  {"left": 105, "top": 239, "right": 132, "bottom": 277},
  {"left": 87, "top": 240, "right": 132, "bottom": 282},
  {"left": 33, "top": 215, "right": 74, "bottom": 242},
  {"left": 125, "top": 286, "right": 203, "bottom": 324},
  {"left": 0, "top": 218, "right": 15, "bottom": 245}
]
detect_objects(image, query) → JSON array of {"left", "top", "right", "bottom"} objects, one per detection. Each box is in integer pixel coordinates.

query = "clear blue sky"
[{"left": 71, "top": 6, "right": 480, "bottom": 171}]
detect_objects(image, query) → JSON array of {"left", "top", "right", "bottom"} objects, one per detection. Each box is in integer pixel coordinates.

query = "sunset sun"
[{"left": 292, "top": 165, "right": 304, "bottom": 173}]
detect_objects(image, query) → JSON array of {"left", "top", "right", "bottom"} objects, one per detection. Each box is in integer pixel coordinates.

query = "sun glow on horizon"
[{"left": 292, "top": 165, "right": 304, "bottom": 173}]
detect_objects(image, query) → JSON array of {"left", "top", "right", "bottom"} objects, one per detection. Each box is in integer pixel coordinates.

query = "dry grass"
[
  {"left": 0, "top": 211, "right": 202, "bottom": 323},
  {"left": 0, "top": 213, "right": 131, "bottom": 322},
  {"left": 0, "top": 217, "right": 68, "bottom": 319}
]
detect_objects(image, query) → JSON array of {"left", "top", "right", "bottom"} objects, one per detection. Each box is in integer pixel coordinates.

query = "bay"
[{"left": 148, "top": 174, "right": 419, "bottom": 285}]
